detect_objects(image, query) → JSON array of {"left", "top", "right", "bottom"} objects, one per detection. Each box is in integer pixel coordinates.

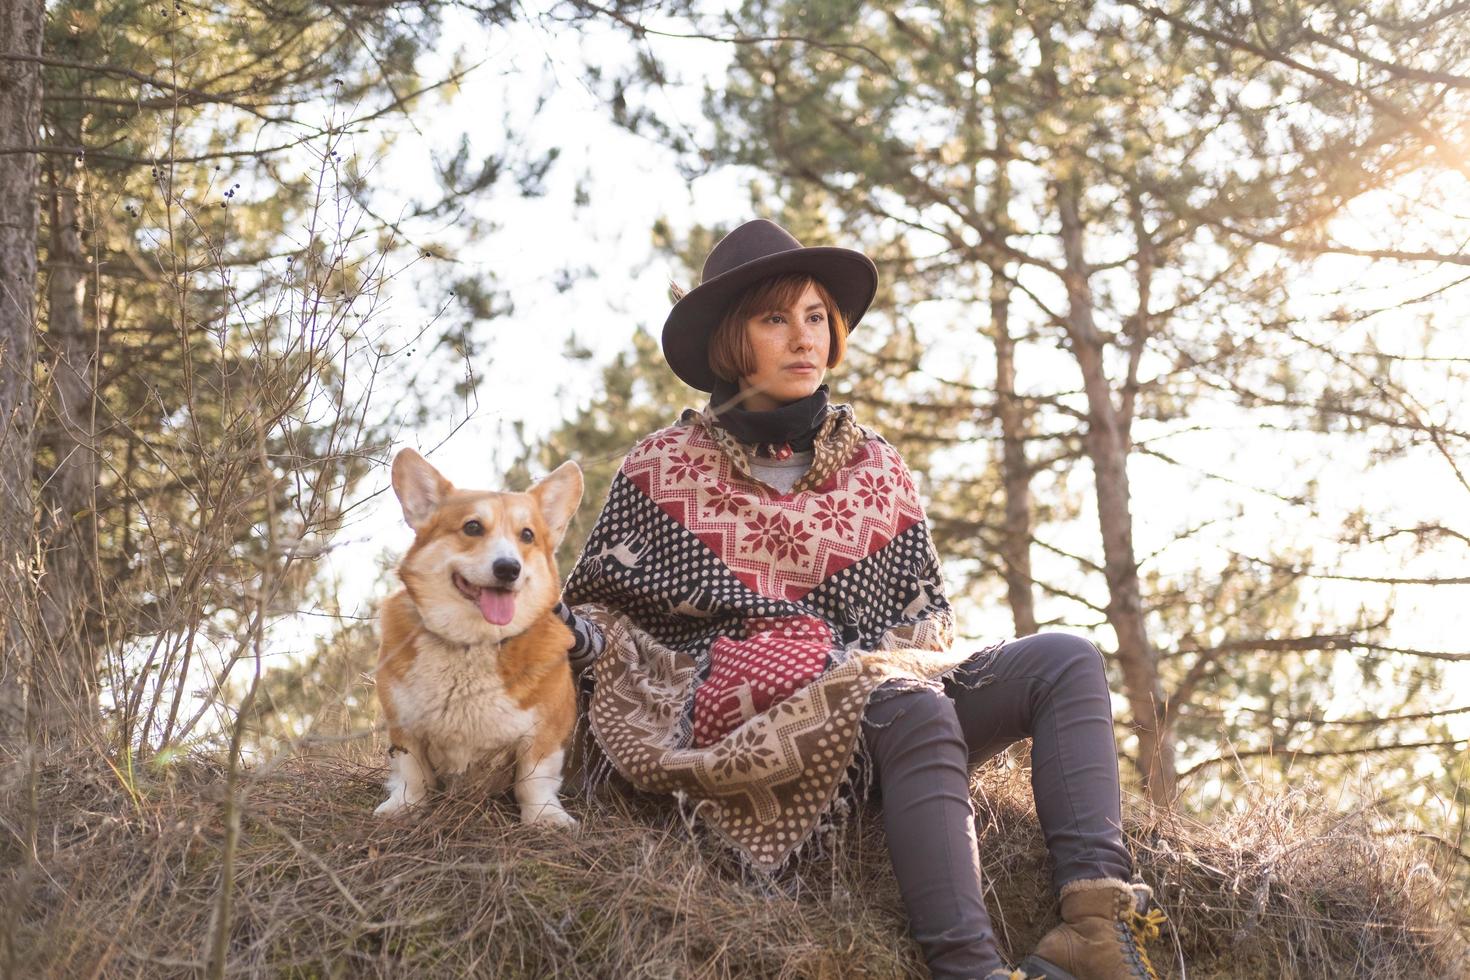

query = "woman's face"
[{"left": 737, "top": 281, "right": 831, "bottom": 411}]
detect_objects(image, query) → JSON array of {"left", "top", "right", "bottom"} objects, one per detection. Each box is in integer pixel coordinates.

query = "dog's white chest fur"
[{"left": 388, "top": 635, "right": 533, "bottom": 776}]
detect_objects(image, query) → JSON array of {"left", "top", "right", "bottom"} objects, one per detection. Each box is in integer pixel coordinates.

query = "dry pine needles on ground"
[{"left": 1, "top": 742, "right": 1465, "bottom": 979}]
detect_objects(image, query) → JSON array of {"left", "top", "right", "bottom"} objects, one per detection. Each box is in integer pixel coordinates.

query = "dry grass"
[{"left": 1, "top": 740, "right": 1465, "bottom": 979}]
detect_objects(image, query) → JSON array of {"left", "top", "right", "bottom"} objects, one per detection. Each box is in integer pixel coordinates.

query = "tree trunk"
[
  {"left": 986, "top": 146, "right": 1037, "bottom": 637},
  {"left": 982, "top": 17, "right": 1037, "bottom": 639},
  {"left": 0, "top": 0, "right": 46, "bottom": 738},
  {"left": 1054, "top": 172, "right": 1178, "bottom": 805},
  {"left": 34, "top": 163, "right": 101, "bottom": 736},
  {"left": 992, "top": 282, "right": 1038, "bottom": 638}
]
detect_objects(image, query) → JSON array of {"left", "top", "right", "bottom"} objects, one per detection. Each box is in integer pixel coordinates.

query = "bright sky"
[{"left": 277, "top": 5, "right": 1468, "bottom": 773}]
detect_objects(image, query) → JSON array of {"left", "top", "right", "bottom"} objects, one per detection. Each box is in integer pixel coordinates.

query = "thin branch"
[
  {"left": 1118, "top": 0, "right": 1470, "bottom": 182},
  {"left": 1230, "top": 551, "right": 1470, "bottom": 587},
  {"left": 1182, "top": 738, "right": 1469, "bottom": 778}
]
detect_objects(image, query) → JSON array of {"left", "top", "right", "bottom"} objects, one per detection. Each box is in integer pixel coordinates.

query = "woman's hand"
[{"left": 554, "top": 601, "right": 604, "bottom": 670}]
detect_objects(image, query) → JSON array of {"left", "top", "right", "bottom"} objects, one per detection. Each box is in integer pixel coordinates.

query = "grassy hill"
[{"left": 2, "top": 743, "right": 1465, "bottom": 978}]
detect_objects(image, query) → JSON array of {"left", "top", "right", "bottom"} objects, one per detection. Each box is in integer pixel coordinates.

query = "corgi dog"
[{"left": 374, "top": 448, "right": 583, "bottom": 828}]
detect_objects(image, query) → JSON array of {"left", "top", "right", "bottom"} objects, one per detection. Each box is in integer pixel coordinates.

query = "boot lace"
[{"left": 1117, "top": 905, "right": 1168, "bottom": 980}]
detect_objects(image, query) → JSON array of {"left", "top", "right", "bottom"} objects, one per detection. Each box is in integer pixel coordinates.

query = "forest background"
[{"left": 1, "top": 0, "right": 1468, "bottom": 975}]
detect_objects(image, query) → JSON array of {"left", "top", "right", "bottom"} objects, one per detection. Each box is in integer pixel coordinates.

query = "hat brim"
[{"left": 661, "top": 246, "right": 878, "bottom": 392}]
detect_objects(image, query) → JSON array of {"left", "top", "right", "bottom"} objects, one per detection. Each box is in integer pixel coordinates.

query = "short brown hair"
[{"left": 707, "top": 274, "right": 849, "bottom": 383}]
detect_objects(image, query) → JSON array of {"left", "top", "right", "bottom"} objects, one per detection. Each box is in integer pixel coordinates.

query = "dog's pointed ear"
[
  {"left": 391, "top": 449, "right": 453, "bottom": 530},
  {"left": 529, "top": 460, "right": 583, "bottom": 550}
]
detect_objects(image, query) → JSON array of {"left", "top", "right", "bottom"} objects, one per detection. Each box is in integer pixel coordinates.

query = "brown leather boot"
[{"left": 1016, "top": 878, "right": 1168, "bottom": 980}]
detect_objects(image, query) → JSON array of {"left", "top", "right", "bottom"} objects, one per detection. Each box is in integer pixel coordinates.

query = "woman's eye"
[
  {"left": 520, "top": 527, "right": 535, "bottom": 543},
  {"left": 463, "top": 520, "right": 484, "bottom": 537}
]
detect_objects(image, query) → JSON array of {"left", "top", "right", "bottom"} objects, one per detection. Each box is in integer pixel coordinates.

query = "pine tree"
[
  {"left": 592, "top": 0, "right": 1470, "bottom": 805},
  {"left": 5, "top": 0, "right": 581, "bottom": 747},
  {"left": 0, "top": 0, "right": 47, "bottom": 732}
]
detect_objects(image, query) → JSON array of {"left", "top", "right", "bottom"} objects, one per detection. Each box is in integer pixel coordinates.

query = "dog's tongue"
[{"left": 476, "top": 587, "right": 515, "bottom": 626}]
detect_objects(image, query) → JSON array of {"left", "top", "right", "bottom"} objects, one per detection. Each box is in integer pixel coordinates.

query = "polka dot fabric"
[
  {"left": 619, "top": 415, "right": 925, "bottom": 601},
  {"left": 562, "top": 407, "right": 976, "bottom": 871}
]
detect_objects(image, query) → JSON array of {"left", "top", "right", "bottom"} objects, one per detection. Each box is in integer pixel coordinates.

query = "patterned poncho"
[{"left": 562, "top": 401, "right": 986, "bottom": 870}]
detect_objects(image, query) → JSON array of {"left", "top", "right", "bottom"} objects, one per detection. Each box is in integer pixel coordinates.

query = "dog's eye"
[
  {"left": 520, "top": 527, "right": 535, "bottom": 543},
  {"left": 462, "top": 520, "right": 484, "bottom": 537}
]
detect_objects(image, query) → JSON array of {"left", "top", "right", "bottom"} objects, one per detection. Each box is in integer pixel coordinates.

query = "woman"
[{"left": 554, "top": 219, "right": 1167, "bottom": 980}]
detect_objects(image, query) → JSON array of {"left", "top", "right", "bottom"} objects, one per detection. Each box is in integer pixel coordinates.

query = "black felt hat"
[{"left": 661, "top": 219, "right": 879, "bottom": 392}]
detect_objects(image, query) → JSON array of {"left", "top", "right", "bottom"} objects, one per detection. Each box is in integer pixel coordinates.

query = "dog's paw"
[
  {"left": 521, "top": 804, "right": 579, "bottom": 830},
  {"left": 374, "top": 794, "right": 419, "bottom": 818}
]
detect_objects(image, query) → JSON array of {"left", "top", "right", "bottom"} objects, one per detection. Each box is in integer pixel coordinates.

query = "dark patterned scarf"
[{"left": 708, "top": 380, "right": 829, "bottom": 455}]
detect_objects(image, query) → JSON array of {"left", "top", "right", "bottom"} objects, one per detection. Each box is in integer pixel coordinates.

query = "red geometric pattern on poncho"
[
  {"left": 621, "top": 425, "right": 924, "bottom": 601},
  {"left": 561, "top": 407, "right": 986, "bottom": 872},
  {"left": 692, "top": 615, "right": 833, "bottom": 746}
]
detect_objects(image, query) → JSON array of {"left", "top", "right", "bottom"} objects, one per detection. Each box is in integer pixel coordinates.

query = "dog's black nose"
[{"left": 492, "top": 557, "right": 521, "bottom": 583}]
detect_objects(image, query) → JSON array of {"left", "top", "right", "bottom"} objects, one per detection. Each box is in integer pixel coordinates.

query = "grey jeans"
[{"left": 861, "top": 632, "right": 1133, "bottom": 978}]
